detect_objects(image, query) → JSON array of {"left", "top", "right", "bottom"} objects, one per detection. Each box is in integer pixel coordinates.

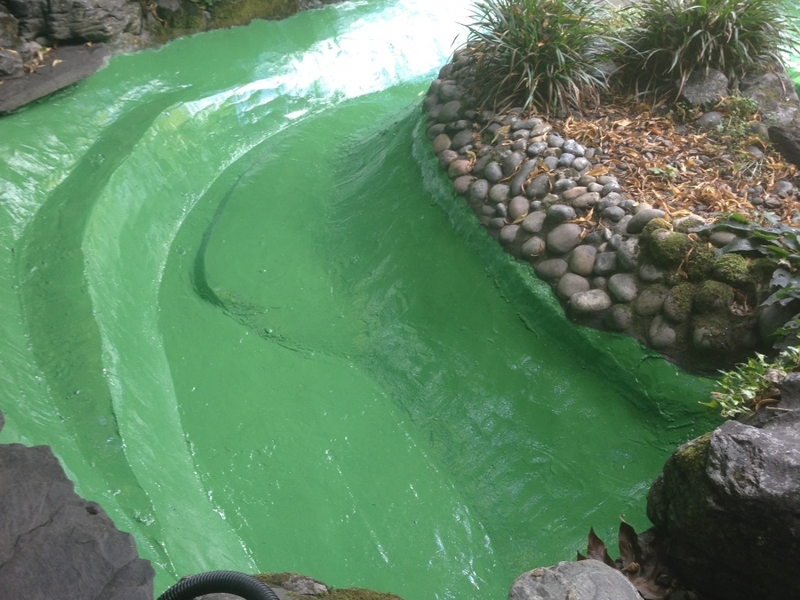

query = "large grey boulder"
[
  {"left": 646, "top": 374, "right": 800, "bottom": 600},
  {"left": 769, "top": 123, "right": 800, "bottom": 167},
  {"left": 508, "top": 560, "right": 640, "bottom": 600},
  {"left": 47, "top": 0, "right": 142, "bottom": 42},
  {"left": 741, "top": 71, "right": 800, "bottom": 129},
  {"left": 679, "top": 68, "right": 729, "bottom": 107},
  {"left": 0, "top": 418, "right": 154, "bottom": 600}
]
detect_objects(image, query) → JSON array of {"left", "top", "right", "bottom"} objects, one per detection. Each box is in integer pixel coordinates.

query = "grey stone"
[
  {"left": 557, "top": 152, "right": 576, "bottom": 167},
  {"left": 437, "top": 80, "right": 460, "bottom": 101},
  {"left": 607, "top": 273, "right": 637, "bottom": 303},
  {"left": 484, "top": 161, "right": 503, "bottom": 183},
  {"left": 616, "top": 237, "right": 640, "bottom": 271},
  {"left": 447, "top": 159, "right": 471, "bottom": 178},
  {"left": 46, "top": 0, "right": 141, "bottom": 42},
  {"left": 511, "top": 159, "right": 539, "bottom": 196},
  {"left": 488, "top": 183, "right": 510, "bottom": 204},
  {"left": 626, "top": 208, "right": 665, "bottom": 234},
  {"left": 773, "top": 180, "right": 795, "bottom": 198},
  {"left": 500, "top": 224, "right": 521, "bottom": 245},
  {"left": 649, "top": 315, "right": 676, "bottom": 348},
  {"left": 557, "top": 273, "right": 591, "bottom": 299},
  {"left": 547, "top": 223, "right": 583, "bottom": 254},
  {"left": 553, "top": 178, "right": 577, "bottom": 193},
  {"left": 769, "top": 124, "right": 800, "bottom": 168},
  {"left": 663, "top": 287, "right": 692, "bottom": 323},
  {"left": 607, "top": 304, "right": 633, "bottom": 331},
  {"left": 489, "top": 217, "right": 506, "bottom": 230},
  {"left": 509, "top": 560, "right": 640, "bottom": 600},
  {"left": 530, "top": 122, "right": 552, "bottom": 136},
  {"left": 508, "top": 196, "right": 530, "bottom": 221},
  {"left": 601, "top": 181, "right": 622, "bottom": 196},
  {"left": 521, "top": 211, "right": 547, "bottom": 234},
  {"left": 592, "top": 276, "right": 607, "bottom": 291},
  {"left": 438, "top": 100, "right": 462, "bottom": 122},
  {"left": 535, "top": 258, "right": 569, "bottom": 281},
  {"left": 542, "top": 156, "right": 559, "bottom": 170},
  {"left": 708, "top": 230, "right": 739, "bottom": 248},
  {"left": 680, "top": 68, "right": 729, "bottom": 107},
  {"left": 432, "top": 133, "right": 452, "bottom": 154},
  {"left": 560, "top": 187, "right": 587, "bottom": 203},
  {"left": 495, "top": 203, "right": 508, "bottom": 219},
  {"left": 502, "top": 152, "right": 525, "bottom": 176},
  {"left": 526, "top": 141, "right": 548, "bottom": 157},
  {"left": 521, "top": 236, "right": 546, "bottom": 259},
  {"left": 601, "top": 206, "right": 625, "bottom": 222},
  {"left": 647, "top": 414, "right": 800, "bottom": 600},
  {"left": 562, "top": 139, "right": 585, "bottom": 157},
  {"left": 634, "top": 286, "right": 668, "bottom": 316},
  {"left": 0, "top": 443, "right": 154, "bottom": 599},
  {"left": 594, "top": 252, "right": 617, "bottom": 276},
  {"left": 572, "top": 156, "right": 591, "bottom": 171},
  {"left": 527, "top": 173, "right": 551, "bottom": 198},
  {"left": 0, "top": 48, "right": 23, "bottom": 78},
  {"left": 468, "top": 179, "right": 490, "bottom": 205},
  {"left": 638, "top": 264, "right": 664, "bottom": 283},
  {"left": 696, "top": 111, "right": 723, "bottom": 130},
  {"left": 452, "top": 175, "right": 473, "bottom": 196},
  {"left": 741, "top": 71, "right": 800, "bottom": 128},
  {"left": 427, "top": 123, "right": 446, "bottom": 139},
  {"left": 546, "top": 133, "right": 564, "bottom": 148},
  {"left": 438, "top": 149, "right": 458, "bottom": 169},
  {"left": 569, "top": 245, "right": 597, "bottom": 276},
  {"left": 570, "top": 289, "right": 613, "bottom": 314},
  {"left": 450, "top": 128, "right": 474, "bottom": 149},
  {"left": 547, "top": 204, "right": 576, "bottom": 224},
  {"left": 572, "top": 192, "right": 600, "bottom": 209}
]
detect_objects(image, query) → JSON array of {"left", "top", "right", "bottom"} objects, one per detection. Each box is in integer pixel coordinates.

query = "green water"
[{"left": 0, "top": 1, "right": 717, "bottom": 598}]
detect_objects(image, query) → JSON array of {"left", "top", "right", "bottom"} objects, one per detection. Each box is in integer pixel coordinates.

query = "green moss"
[
  {"left": 713, "top": 253, "right": 749, "bottom": 285},
  {"left": 648, "top": 231, "right": 693, "bottom": 268},
  {"left": 693, "top": 280, "right": 735, "bottom": 313},
  {"left": 673, "top": 216, "right": 705, "bottom": 233},
  {"left": 212, "top": 0, "right": 299, "bottom": 26},
  {"left": 663, "top": 282, "right": 694, "bottom": 322},
  {"left": 674, "top": 432, "right": 711, "bottom": 472},
  {"left": 686, "top": 245, "right": 715, "bottom": 282},
  {"left": 327, "top": 589, "right": 404, "bottom": 600},
  {"left": 641, "top": 217, "right": 672, "bottom": 239},
  {"left": 252, "top": 574, "right": 404, "bottom": 600}
]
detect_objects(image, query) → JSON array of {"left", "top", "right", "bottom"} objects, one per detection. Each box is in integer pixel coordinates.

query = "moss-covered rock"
[
  {"left": 640, "top": 217, "right": 672, "bottom": 239},
  {"left": 685, "top": 245, "right": 716, "bottom": 282},
  {"left": 648, "top": 230, "right": 693, "bottom": 268},
  {"left": 713, "top": 253, "right": 749, "bottom": 285},
  {"left": 254, "top": 573, "right": 404, "bottom": 600},
  {"left": 663, "top": 282, "right": 695, "bottom": 323},
  {"left": 693, "top": 280, "right": 735, "bottom": 313}
]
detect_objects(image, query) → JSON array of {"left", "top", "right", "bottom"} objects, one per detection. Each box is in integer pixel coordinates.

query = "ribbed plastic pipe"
[{"left": 157, "top": 570, "right": 281, "bottom": 600}]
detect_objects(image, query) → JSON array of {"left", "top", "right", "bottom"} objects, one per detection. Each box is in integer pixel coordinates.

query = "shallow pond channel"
[{"left": 0, "top": 1, "right": 724, "bottom": 598}]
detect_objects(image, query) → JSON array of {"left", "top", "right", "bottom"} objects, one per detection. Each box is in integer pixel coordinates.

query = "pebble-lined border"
[{"left": 423, "top": 56, "right": 794, "bottom": 371}]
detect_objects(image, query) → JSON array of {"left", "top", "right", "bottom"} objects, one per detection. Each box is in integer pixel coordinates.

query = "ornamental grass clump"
[
  {"left": 617, "top": 0, "right": 800, "bottom": 98},
  {"left": 459, "top": 0, "right": 611, "bottom": 114}
]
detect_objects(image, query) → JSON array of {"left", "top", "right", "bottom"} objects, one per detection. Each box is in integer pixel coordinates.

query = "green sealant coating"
[{"left": 0, "top": 1, "right": 722, "bottom": 599}]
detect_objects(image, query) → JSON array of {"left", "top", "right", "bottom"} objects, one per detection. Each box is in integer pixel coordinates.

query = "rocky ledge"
[
  {"left": 423, "top": 53, "right": 800, "bottom": 372},
  {"left": 0, "top": 0, "right": 342, "bottom": 114}
]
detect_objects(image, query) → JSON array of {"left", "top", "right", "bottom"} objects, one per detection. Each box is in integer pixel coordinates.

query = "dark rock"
[
  {"left": 502, "top": 151, "right": 525, "bottom": 176},
  {"left": 5, "top": 0, "right": 48, "bottom": 41},
  {"left": 696, "top": 111, "right": 723, "bottom": 130},
  {"left": 47, "top": 0, "right": 141, "bottom": 42},
  {"left": 432, "top": 133, "right": 451, "bottom": 154},
  {"left": 521, "top": 211, "right": 547, "bottom": 234},
  {"left": 447, "top": 159, "right": 471, "bottom": 178},
  {"left": 679, "top": 68, "right": 729, "bottom": 107},
  {"left": 594, "top": 252, "right": 617, "bottom": 276},
  {"left": 437, "top": 100, "right": 462, "bottom": 122},
  {"left": 0, "top": 8, "right": 22, "bottom": 48},
  {"left": 647, "top": 412, "right": 800, "bottom": 600},
  {"left": 521, "top": 236, "right": 546, "bottom": 259},
  {"left": 547, "top": 223, "right": 582, "bottom": 254},
  {"left": 634, "top": 285, "right": 669, "bottom": 316},
  {"left": 452, "top": 175, "right": 473, "bottom": 196},
  {"left": 0, "top": 442, "right": 154, "bottom": 599},
  {"left": 741, "top": 71, "right": 800, "bottom": 128},
  {"left": 607, "top": 304, "right": 633, "bottom": 331},
  {"left": 511, "top": 159, "right": 538, "bottom": 196},
  {"left": 468, "top": 179, "right": 490, "bottom": 205},
  {"left": 0, "top": 44, "right": 112, "bottom": 114},
  {"left": 626, "top": 209, "right": 665, "bottom": 234},
  {"left": 557, "top": 273, "right": 591, "bottom": 299},
  {"left": 546, "top": 204, "right": 576, "bottom": 224},
  {"left": 526, "top": 141, "right": 548, "bottom": 157},
  {"left": 484, "top": 161, "right": 503, "bottom": 183},
  {"left": 535, "top": 258, "right": 569, "bottom": 281},
  {"left": 569, "top": 245, "right": 597, "bottom": 276},
  {"left": 648, "top": 315, "right": 676, "bottom": 348},
  {"left": 509, "top": 560, "right": 640, "bottom": 600},
  {"left": 768, "top": 123, "right": 800, "bottom": 168},
  {"left": 508, "top": 196, "right": 529, "bottom": 221},
  {"left": 489, "top": 183, "right": 510, "bottom": 204},
  {"left": 450, "top": 128, "right": 473, "bottom": 150},
  {"left": 526, "top": 173, "right": 551, "bottom": 198},
  {"left": 0, "top": 48, "right": 23, "bottom": 78}
]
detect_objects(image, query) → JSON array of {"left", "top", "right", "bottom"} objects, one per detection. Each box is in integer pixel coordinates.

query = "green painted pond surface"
[{"left": 0, "top": 1, "right": 720, "bottom": 598}]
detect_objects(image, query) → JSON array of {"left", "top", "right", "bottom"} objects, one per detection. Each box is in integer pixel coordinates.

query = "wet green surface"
[{"left": 0, "top": 2, "right": 720, "bottom": 598}]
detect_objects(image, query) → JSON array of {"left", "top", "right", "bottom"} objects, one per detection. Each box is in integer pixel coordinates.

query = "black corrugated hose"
[{"left": 157, "top": 570, "right": 281, "bottom": 600}]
